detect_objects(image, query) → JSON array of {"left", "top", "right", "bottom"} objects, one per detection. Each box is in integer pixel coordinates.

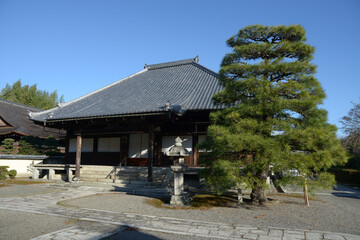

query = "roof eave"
[{"left": 42, "top": 111, "right": 169, "bottom": 123}]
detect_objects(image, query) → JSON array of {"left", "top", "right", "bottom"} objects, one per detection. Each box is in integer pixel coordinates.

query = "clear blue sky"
[{"left": 0, "top": 0, "right": 359, "bottom": 135}]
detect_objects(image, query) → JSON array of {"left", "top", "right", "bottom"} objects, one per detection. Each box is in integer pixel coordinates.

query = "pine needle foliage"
[
  {"left": 200, "top": 25, "right": 347, "bottom": 205},
  {"left": 1, "top": 138, "right": 15, "bottom": 154},
  {"left": 0, "top": 79, "right": 64, "bottom": 110}
]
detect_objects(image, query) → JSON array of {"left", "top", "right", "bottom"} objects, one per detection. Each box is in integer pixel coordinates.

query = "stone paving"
[
  {"left": 0, "top": 184, "right": 359, "bottom": 240},
  {"left": 31, "top": 226, "right": 110, "bottom": 240}
]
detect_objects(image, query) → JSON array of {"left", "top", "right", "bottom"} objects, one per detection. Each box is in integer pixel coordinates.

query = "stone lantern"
[{"left": 165, "top": 136, "right": 191, "bottom": 205}]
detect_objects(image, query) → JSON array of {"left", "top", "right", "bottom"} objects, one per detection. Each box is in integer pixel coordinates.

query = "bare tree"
[{"left": 341, "top": 99, "right": 360, "bottom": 153}]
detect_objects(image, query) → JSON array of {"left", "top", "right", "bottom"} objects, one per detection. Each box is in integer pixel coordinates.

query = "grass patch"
[
  {"left": 0, "top": 179, "right": 54, "bottom": 185},
  {"left": 64, "top": 219, "right": 80, "bottom": 225},
  {"left": 191, "top": 194, "right": 237, "bottom": 208},
  {"left": 145, "top": 198, "right": 169, "bottom": 208},
  {"left": 145, "top": 194, "right": 238, "bottom": 210}
]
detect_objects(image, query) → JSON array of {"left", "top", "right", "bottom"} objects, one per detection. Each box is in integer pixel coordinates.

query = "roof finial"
[
  {"left": 144, "top": 64, "right": 149, "bottom": 69},
  {"left": 165, "top": 100, "right": 171, "bottom": 110},
  {"left": 194, "top": 55, "right": 199, "bottom": 63}
]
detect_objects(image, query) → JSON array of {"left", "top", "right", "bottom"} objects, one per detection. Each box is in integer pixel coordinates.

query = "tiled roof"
[
  {"left": 0, "top": 99, "right": 65, "bottom": 138},
  {"left": 30, "top": 57, "right": 223, "bottom": 122}
]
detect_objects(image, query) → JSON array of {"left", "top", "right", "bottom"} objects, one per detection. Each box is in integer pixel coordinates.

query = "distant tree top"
[
  {"left": 341, "top": 99, "right": 360, "bottom": 150},
  {"left": 0, "top": 79, "right": 64, "bottom": 110}
]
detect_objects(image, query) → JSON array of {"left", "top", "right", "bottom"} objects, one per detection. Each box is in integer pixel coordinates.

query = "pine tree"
[
  {"left": 18, "top": 139, "right": 40, "bottom": 155},
  {"left": 1, "top": 138, "right": 15, "bottom": 154},
  {"left": 0, "top": 79, "right": 64, "bottom": 110},
  {"left": 200, "top": 25, "right": 346, "bottom": 205}
]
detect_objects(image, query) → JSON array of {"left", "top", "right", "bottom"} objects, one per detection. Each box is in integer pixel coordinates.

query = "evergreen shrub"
[
  {"left": 8, "top": 169, "right": 17, "bottom": 179},
  {"left": 0, "top": 166, "right": 9, "bottom": 180}
]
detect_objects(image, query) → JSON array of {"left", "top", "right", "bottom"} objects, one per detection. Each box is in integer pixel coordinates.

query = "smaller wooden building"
[
  {"left": 0, "top": 98, "right": 64, "bottom": 143},
  {"left": 30, "top": 57, "right": 223, "bottom": 179}
]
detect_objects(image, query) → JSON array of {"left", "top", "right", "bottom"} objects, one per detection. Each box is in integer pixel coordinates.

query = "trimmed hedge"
[
  {"left": 8, "top": 170, "right": 17, "bottom": 179},
  {"left": 330, "top": 168, "right": 360, "bottom": 187},
  {"left": 0, "top": 166, "right": 9, "bottom": 180},
  {"left": 0, "top": 166, "right": 17, "bottom": 180}
]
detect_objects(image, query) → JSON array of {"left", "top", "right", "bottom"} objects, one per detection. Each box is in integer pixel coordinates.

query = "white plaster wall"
[
  {"left": 98, "top": 137, "right": 121, "bottom": 152},
  {"left": 162, "top": 135, "right": 193, "bottom": 154},
  {"left": 128, "top": 133, "right": 148, "bottom": 158},
  {"left": 0, "top": 159, "right": 42, "bottom": 174},
  {"left": 198, "top": 135, "right": 207, "bottom": 152},
  {"left": 69, "top": 139, "right": 76, "bottom": 152},
  {"left": 69, "top": 138, "right": 94, "bottom": 152}
]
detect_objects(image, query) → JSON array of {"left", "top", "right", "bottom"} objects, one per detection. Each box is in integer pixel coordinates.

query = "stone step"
[
  {"left": 82, "top": 171, "right": 144, "bottom": 177},
  {"left": 80, "top": 170, "right": 148, "bottom": 175},
  {"left": 117, "top": 166, "right": 169, "bottom": 173},
  {"left": 80, "top": 177, "right": 114, "bottom": 183},
  {"left": 81, "top": 168, "right": 168, "bottom": 174},
  {"left": 80, "top": 172, "right": 166, "bottom": 179},
  {"left": 81, "top": 166, "right": 143, "bottom": 171},
  {"left": 81, "top": 170, "right": 166, "bottom": 176},
  {"left": 80, "top": 171, "right": 114, "bottom": 175},
  {"left": 81, "top": 166, "right": 170, "bottom": 173},
  {"left": 80, "top": 177, "right": 151, "bottom": 186},
  {"left": 81, "top": 176, "right": 148, "bottom": 182},
  {"left": 81, "top": 170, "right": 115, "bottom": 174},
  {"left": 81, "top": 165, "right": 115, "bottom": 168},
  {"left": 77, "top": 166, "right": 172, "bottom": 185},
  {"left": 81, "top": 167, "right": 115, "bottom": 171},
  {"left": 80, "top": 177, "right": 129, "bottom": 184}
]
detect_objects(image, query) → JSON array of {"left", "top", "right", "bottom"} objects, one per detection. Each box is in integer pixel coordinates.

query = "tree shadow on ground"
[
  {"left": 331, "top": 185, "right": 360, "bottom": 200},
  {"left": 331, "top": 192, "right": 360, "bottom": 200},
  {"left": 111, "top": 186, "right": 168, "bottom": 198},
  {"left": 101, "top": 226, "right": 162, "bottom": 240}
]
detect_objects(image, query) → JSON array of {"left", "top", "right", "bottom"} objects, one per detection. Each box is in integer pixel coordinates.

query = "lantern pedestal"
[{"left": 170, "top": 165, "right": 190, "bottom": 206}]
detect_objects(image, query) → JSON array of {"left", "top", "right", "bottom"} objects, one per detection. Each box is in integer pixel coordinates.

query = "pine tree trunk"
[
  {"left": 250, "top": 170, "right": 268, "bottom": 204},
  {"left": 303, "top": 178, "right": 310, "bottom": 207},
  {"left": 250, "top": 185, "right": 267, "bottom": 204}
]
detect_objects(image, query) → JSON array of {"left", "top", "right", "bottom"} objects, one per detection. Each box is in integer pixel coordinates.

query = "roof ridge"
[
  {"left": 0, "top": 98, "right": 43, "bottom": 111},
  {"left": 145, "top": 57, "right": 219, "bottom": 78},
  {"left": 191, "top": 62, "right": 219, "bottom": 78},
  {"left": 145, "top": 57, "right": 198, "bottom": 70}
]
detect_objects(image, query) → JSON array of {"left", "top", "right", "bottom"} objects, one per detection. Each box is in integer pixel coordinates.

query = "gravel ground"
[
  {"left": 0, "top": 209, "right": 74, "bottom": 240},
  {"left": 0, "top": 184, "right": 64, "bottom": 198},
  {"left": 60, "top": 188, "right": 360, "bottom": 235}
]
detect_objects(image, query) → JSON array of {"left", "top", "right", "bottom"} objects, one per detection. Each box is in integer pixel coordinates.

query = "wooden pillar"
[
  {"left": 148, "top": 124, "right": 154, "bottom": 182},
  {"left": 193, "top": 134, "right": 199, "bottom": 166},
  {"left": 75, "top": 134, "right": 82, "bottom": 180}
]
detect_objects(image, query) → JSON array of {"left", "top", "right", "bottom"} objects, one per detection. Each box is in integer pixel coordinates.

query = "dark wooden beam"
[
  {"left": 193, "top": 134, "right": 199, "bottom": 166},
  {"left": 147, "top": 123, "right": 154, "bottom": 182}
]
